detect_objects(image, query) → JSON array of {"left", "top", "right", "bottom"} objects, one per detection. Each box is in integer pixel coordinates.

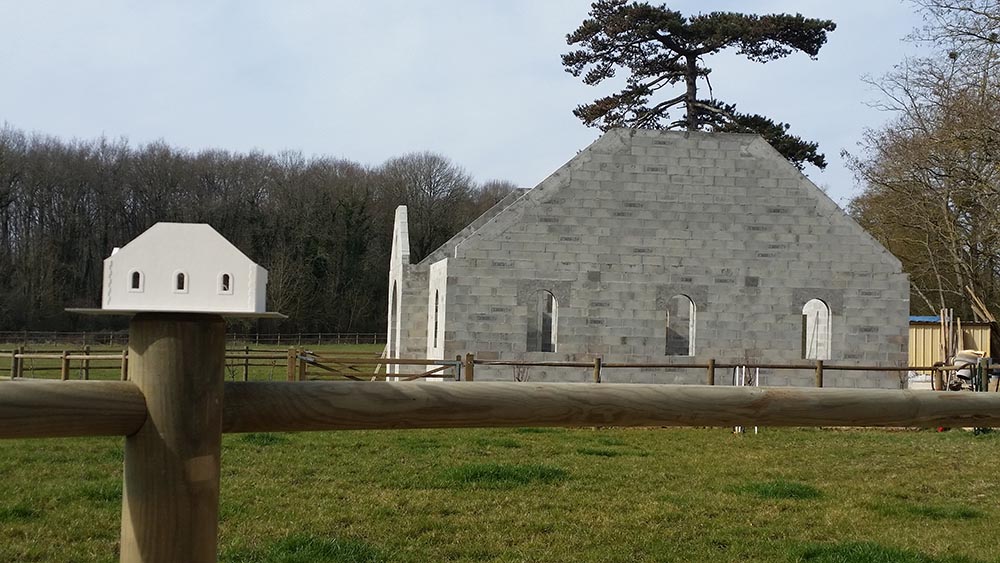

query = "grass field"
[{"left": 1, "top": 425, "right": 997, "bottom": 562}]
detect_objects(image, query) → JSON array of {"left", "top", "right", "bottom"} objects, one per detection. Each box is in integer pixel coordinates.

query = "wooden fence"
[
  {"left": 0, "top": 330, "right": 386, "bottom": 346},
  {"left": 2, "top": 313, "right": 1000, "bottom": 561},
  {"left": 4, "top": 346, "right": 129, "bottom": 381},
  {"left": 460, "top": 354, "right": 997, "bottom": 391},
  {"left": 3, "top": 346, "right": 388, "bottom": 383},
  {"left": 8, "top": 347, "right": 996, "bottom": 392}
]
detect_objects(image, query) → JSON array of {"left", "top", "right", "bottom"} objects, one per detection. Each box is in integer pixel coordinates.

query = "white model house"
[{"left": 100, "top": 222, "right": 269, "bottom": 315}]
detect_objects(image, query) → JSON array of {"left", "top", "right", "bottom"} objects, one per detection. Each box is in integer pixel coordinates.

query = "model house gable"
[{"left": 102, "top": 222, "right": 268, "bottom": 314}]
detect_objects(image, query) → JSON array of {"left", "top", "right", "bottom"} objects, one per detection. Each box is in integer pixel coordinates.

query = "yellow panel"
[
  {"left": 962, "top": 326, "right": 991, "bottom": 356},
  {"left": 908, "top": 323, "right": 991, "bottom": 372}
]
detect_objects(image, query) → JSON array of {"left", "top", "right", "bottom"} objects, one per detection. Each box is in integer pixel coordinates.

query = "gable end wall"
[{"left": 434, "top": 130, "right": 908, "bottom": 387}]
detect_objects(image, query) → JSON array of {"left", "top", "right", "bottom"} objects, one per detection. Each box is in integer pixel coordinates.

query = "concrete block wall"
[{"left": 399, "top": 129, "right": 909, "bottom": 387}]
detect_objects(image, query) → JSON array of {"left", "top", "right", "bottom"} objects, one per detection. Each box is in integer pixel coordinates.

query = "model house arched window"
[
  {"left": 128, "top": 270, "right": 144, "bottom": 292},
  {"left": 174, "top": 271, "right": 188, "bottom": 294},
  {"left": 665, "top": 294, "right": 696, "bottom": 356},
  {"left": 802, "top": 299, "right": 832, "bottom": 360},
  {"left": 218, "top": 273, "right": 233, "bottom": 295},
  {"left": 527, "top": 290, "right": 558, "bottom": 353}
]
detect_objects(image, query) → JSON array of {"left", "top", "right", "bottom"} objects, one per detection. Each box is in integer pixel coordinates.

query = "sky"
[{"left": 1, "top": 1, "right": 927, "bottom": 207}]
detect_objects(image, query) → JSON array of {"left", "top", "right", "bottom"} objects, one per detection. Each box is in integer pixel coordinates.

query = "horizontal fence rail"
[
  {"left": 0, "top": 380, "right": 146, "bottom": 438},
  {"left": 3, "top": 380, "right": 1000, "bottom": 440}
]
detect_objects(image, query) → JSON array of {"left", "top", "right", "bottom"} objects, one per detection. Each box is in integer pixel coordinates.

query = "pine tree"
[{"left": 563, "top": 0, "right": 836, "bottom": 170}]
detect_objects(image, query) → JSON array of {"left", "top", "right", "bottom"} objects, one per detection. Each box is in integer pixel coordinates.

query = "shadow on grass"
[
  {"left": 472, "top": 437, "right": 522, "bottom": 449},
  {"left": 0, "top": 504, "right": 40, "bottom": 523},
  {"left": 735, "top": 479, "right": 821, "bottom": 500},
  {"left": 241, "top": 433, "right": 290, "bottom": 447},
  {"left": 577, "top": 447, "right": 621, "bottom": 457},
  {"left": 441, "top": 463, "right": 568, "bottom": 489},
  {"left": 872, "top": 501, "right": 982, "bottom": 520},
  {"left": 222, "top": 534, "right": 387, "bottom": 563},
  {"left": 799, "top": 541, "right": 984, "bottom": 563},
  {"left": 593, "top": 436, "right": 627, "bottom": 446}
]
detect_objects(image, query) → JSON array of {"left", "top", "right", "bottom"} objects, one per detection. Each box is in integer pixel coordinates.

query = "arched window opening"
[
  {"left": 665, "top": 294, "right": 696, "bottom": 356},
  {"left": 389, "top": 282, "right": 398, "bottom": 359},
  {"left": 220, "top": 273, "right": 231, "bottom": 293},
  {"left": 802, "top": 299, "right": 832, "bottom": 360},
  {"left": 528, "top": 290, "right": 558, "bottom": 352},
  {"left": 433, "top": 290, "right": 440, "bottom": 348},
  {"left": 129, "top": 270, "right": 143, "bottom": 292},
  {"left": 174, "top": 272, "right": 187, "bottom": 293}
]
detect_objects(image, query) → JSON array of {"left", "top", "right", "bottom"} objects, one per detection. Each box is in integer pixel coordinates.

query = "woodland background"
[{"left": 0, "top": 127, "right": 516, "bottom": 332}]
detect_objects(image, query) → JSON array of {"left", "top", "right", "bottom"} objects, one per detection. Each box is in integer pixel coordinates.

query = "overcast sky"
[{"left": 2, "top": 1, "right": 925, "bottom": 206}]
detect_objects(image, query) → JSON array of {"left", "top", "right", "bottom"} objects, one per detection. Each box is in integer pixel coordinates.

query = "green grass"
[
  {"left": 241, "top": 433, "right": 291, "bottom": 447},
  {"left": 736, "top": 479, "right": 823, "bottom": 500},
  {"left": 2, "top": 424, "right": 999, "bottom": 562},
  {"left": 796, "top": 541, "right": 985, "bottom": 563},
  {"left": 221, "top": 533, "right": 388, "bottom": 563},
  {"left": 0, "top": 504, "right": 40, "bottom": 523},
  {"left": 441, "top": 463, "right": 569, "bottom": 489}
]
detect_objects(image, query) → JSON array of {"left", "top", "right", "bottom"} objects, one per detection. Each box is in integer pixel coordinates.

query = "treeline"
[{"left": 0, "top": 125, "right": 517, "bottom": 332}]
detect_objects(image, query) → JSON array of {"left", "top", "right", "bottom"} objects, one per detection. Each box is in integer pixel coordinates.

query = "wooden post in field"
[
  {"left": 8, "top": 348, "right": 16, "bottom": 379},
  {"left": 286, "top": 347, "right": 295, "bottom": 382},
  {"left": 15, "top": 346, "right": 24, "bottom": 379},
  {"left": 120, "top": 349, "right": 128, "bottom": 381},
  {"left": 465, "top": 353, "right": 475, "bottom": 382},
  {"left": 298, "top": 350, "right": 306, "bottom": 381},
  {"left": 933, "top": 367, "right": 944, "bottom": 391},
  {"left": 120, "top": 313, "right": 226, "bottom": 563},
  {"left": 83, "top": 345, "right": 91, "bottom": 380},
  {"left": 242, "top": 345, "right": 250, "bottom": 382},
  {"left": 706, "top": 358, "right": 716, "bottom": 386},
  {"left": 593, "top": 357, "right": 602, "bottom": 383},
  {"left": 60, "top": 350, "right": 70, "bottom": 381},
  {"left": 814, "top": 359, "right": 824, "bottom": 388}
]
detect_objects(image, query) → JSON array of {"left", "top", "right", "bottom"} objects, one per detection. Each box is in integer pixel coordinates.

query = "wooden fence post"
[
  {"left": 286, "top": 347, "right": 295, "bottom": 382},
  {"left": 9, "top": 348, "right": 16, "bottom": 379},
  {"left": 706, "top": 358, "right": 716, "bottom": 386},
  {"left": 60, "top": 350, "right": 70, "bottom": 381},
  {"left": 814, "top": 359, "right": 824, "bottom": 388},
  {"left": 242, "top": 345, "right": 250, "bottom": 382},
  {"left": 83, "top": 345, "right": 91, "bottom": 380},
  {"left": 298, "top": 350, "right": 307, "bottom": 381},
  {"left": 15, "top": 346, "right": 24, "bottom": 379},
  {"left": 456, "top": 355, "right": 463, "bottom": 381},
  {"left": 120, "top": 313, "right": 226, "bottom": 563},
  {"left": 465, "top": 353, "right": 475, "bottom": 382},
  {"left": 593, "top": 357, "right": 602, "bottom": 383},
  {"left": 933, "top": 367, "right": 944, "bottom": 391},
  {"left": 120, "top": 349, "right": 129, "bottom": 381}
]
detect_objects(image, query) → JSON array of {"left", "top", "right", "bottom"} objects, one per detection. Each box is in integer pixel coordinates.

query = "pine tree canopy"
[{"left": 563, "top": 0, "right": 836, "bottom": 170}]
